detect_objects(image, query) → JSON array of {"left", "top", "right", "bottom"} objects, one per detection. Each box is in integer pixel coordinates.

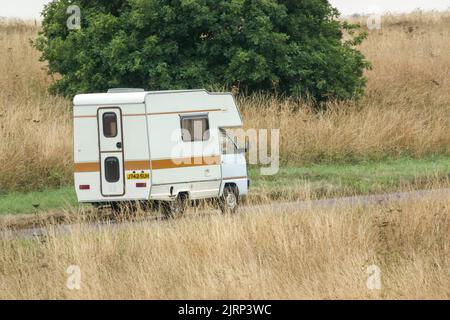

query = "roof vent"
[{"left": 107, "top": 88, "right": 145, "bottom": 93}]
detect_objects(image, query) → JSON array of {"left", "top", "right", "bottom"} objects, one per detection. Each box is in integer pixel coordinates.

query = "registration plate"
[{"left": 127, "top": 173, "right": 150, "bottom": 180}]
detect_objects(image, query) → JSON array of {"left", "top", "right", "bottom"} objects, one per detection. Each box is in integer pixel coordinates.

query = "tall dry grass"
[
  {"left": 0, "top": 19, "right": 72, "bottom": 192},
  {"left": 242, "top": 11, "right": 450, "bottom": 164},
  {"left": 0, "top": 196, "right": 448, "bottom": 299},
  {"left": 0, "top": 12, "right": 450, "bottom": 192},
  {"left": 241, "top": 95, "right": 450, "bottom": 164}
]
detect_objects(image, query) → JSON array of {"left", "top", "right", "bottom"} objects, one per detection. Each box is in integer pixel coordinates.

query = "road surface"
[{"left": 1, "top": 188, "right": 449, "bottom": 240}]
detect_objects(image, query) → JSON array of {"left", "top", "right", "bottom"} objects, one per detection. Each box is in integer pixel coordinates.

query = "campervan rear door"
[{"left": 97, "top": 107, "right": 125, "bottom": 197}]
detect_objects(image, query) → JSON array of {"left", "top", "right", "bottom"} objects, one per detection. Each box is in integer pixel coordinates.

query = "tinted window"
[
  {"left": 181, "top": 115, "right": 210, "bottom": 142},
  {"left": 105, "top": 157, "right": 120, "bottom": 183},
  {"left": 103, "top": 113, "right": 118, "bottom": 138}
]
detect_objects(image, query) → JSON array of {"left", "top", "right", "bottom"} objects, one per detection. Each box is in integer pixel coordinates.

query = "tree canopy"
[{"left": 35, "top": 0, "right": 370, "bottom": 102}]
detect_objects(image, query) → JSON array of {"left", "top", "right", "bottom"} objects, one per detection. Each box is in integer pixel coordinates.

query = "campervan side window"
[
  {"left": 103, "top": 113, "right": 118, "bottom": 138},
  {"left": 180, "top": 115, "right": 210, "bottom": 142}
]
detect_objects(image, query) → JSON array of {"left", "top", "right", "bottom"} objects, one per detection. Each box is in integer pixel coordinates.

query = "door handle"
[{"left": 116, "top": 142, "right": 122, "bottom": 149}]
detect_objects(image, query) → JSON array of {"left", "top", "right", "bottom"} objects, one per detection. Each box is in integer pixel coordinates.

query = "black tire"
[
  {"left": 219, "top": 186, "right": 239, "bottom": 214},
  {"left": 161, "top": 193, "right": 188, "bottom": 219}
]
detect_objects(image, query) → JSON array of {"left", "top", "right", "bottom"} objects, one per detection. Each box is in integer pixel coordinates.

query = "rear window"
[
  {"left": 103, "top": 113, "right": 118, "bottom": 138},
  {"left": 105, "top": 157, "right": 120, "bottom": 183},
  {"left": 180, "top": 115, "right": 210, "bottom": 142}
]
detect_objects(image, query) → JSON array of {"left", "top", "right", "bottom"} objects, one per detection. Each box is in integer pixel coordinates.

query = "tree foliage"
[{"left": 35, "top": 0, "right": 370, "bottom": 102}]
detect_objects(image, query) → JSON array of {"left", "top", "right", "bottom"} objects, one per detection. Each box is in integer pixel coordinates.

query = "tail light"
[
  {"left": 79, "top": 185, "right": 90, "bottom": 190},
  {"left": 136, "top": 183, "right": 147, "bottom": 188}
]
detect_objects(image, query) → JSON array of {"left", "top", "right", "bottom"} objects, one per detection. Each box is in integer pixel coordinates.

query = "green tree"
[{"left": 35, "top": 0, "right": 370, "bottom": 102}]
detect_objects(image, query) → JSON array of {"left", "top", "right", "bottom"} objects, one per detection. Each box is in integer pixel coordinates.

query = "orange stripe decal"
[
  {"left": 74, "top": 109, "right": 223, "bottom": 119},
  {"left": 148, "top": 109, "right": 223, "bottom": 116},
  {"left": 124, "top": 160, "right": 151, "bottom": 171},
  {"left": 123, "top": 113, "right": 147, "bottom": 117},
  {"left": 74, "top": 156, "right": 220, "bottom": 173},
  {"left": 74, "top": 115, "right": 96, "bottom": 119},
  {"left": 152, "top": 156, "right": 220, "bottom": 170},
  {"left": 74, "top": 162, "right": 100, "bottom": 172},
  {"left": 223, "top": 176, "right": 247, "bottom": 180}
]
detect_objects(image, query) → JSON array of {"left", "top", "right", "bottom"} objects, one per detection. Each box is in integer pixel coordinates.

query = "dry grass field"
[
  {"left": 0, "top": 12, "right": 449, "bottom": 300},
  {"left": 243, "top": 12, "right": 450, "bottom": 164},
  {"left": 0, "top": 20, "right": 72, "bottom": 192},
  {"left": 0, "top": 195, "right": 448, "bottom": 299},
  {"left": 1, "top": 12, "right": 450, "bottom": 192}
]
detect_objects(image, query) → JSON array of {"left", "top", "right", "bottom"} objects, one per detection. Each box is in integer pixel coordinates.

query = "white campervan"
[{"left": 73, "top": 89, "right": 249, "bottom": 217}]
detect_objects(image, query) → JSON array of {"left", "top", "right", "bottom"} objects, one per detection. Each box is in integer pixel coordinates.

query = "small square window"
[
  {"left": 103, "top": 113, "right": 118, "bottom": 138},
  {"left": 180, "top": 115, "right": 210, "bottom": 142},
  {"left": 104, "top": 157, "right": 120, "bottom": 183}
]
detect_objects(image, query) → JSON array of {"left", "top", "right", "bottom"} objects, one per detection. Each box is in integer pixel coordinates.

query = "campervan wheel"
[{"left": 161, "top": 193, "right": 189, "bottom": 219}]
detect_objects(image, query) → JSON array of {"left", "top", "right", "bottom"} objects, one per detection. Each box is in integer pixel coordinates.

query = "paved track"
[{"left": 1, "top": 188, "right": 449, "bottom": 240}]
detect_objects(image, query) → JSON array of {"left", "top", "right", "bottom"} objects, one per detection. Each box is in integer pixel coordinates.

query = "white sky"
[{"left": 0, "top": 0, "right": 449, "bottom": 19}]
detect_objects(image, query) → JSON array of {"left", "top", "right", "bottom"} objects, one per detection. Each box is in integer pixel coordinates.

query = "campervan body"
[{"left": 73, "top": 89, "right": 248, "bottom": 216}]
